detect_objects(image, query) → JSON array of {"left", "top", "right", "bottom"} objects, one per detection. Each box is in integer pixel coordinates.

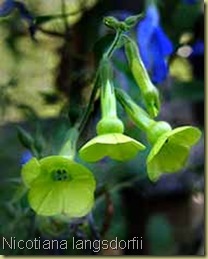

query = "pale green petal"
[
  {"left": 21, "top": 158, "right": 41, "bottom": 187},
  {"left": 79, "top": 133, "right": 145, "bottom": 162},
  {"left": 62, "top": 186, "right": 94, "bottom": 217},
  {"left": 147, "top": 144, "right": 189, "bottom": 182},
  {"left": 147, "top": 126, "right": 201, "bottom": 182},
  {"left": 28, "top": 178, "right": 62, "bottom": 216},
  {"left": 168, "top": 126, "right": 201, "bottom": 146},
  {"left": 29, "top": 179, "right": 94, "bottom": 217},
  {"left": 147, "top": 134, "right": 168, "bottom": 164}
]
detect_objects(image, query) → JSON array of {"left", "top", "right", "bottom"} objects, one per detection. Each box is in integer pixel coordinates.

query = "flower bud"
[
  {"left": 124, "top": 35, "right": 160, "bottom": 117},
  {"left": 103, "top": 16, "right": 120, "bottom": 30},
  {"left": 124, "top": 14, "right": 144, "bottom": 29}
]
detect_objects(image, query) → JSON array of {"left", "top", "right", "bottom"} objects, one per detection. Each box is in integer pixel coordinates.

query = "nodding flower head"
[
  {"left": 21, "top": 156, "right": 96, "bottom": 218},
  {"left": 115, "top": 88, "right": 202, "bottom": 182},
  {"left": 137, "top": 3, "right": 173, "bottom": 84},
  {"left": 147, "top": 126, "right": 201, "bottom": 182},
  {"left": 80, "top": 58, "right": 146, "bottom": 163}
]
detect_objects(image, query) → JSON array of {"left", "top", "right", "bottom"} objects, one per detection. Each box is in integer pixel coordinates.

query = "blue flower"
[
  {"left": 0, "top": 0, "right": 35, "bottom": 37},
  {"left": 0, "top": 0, "right": 15, "bottom": 16},
  {"left": 183, "top": 0, "right": 198, "bottom": 4},
  {"left": 20, "top": 150, "right": 33, "bottom": 165},
  {"left": 191, "top": 40, "right": 204, "bottom": 56},
  {"left": 137, "top": 4, "right": 173, "bottom": 84}
]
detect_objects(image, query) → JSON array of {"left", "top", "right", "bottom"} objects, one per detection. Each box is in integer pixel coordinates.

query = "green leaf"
[
  {"left": 147, "top": 214, "right": 175, "bottom": 255},
  {"left": 172, "top": 80, "right": 204, "bottom": 102},
  {"left": 17, "top": 126, "right": 34, "bottom": 150},
  {"left": 79, "top": 133, "right": 146, "bottom": 162}
]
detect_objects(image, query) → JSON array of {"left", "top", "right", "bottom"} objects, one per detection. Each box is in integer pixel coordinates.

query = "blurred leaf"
[
  {"left": 172, "top": 3, "right": 200, "bottom": 31},
  {"left": 146, "top": 214, "right": 175, "bottom": 255},
  {"left": 10, "top": 183, "right": 27, "bottom": 204},
  {"left": 93, "top": 190, "right": 127, "bottom": 240},
  {"left": 17, "top": 126, "right": 34, "bottom": 150},
  {"left": 172, "top": 80, "right": 204, "bottom": 101},
  {"left": 17, "top": 104, "right": 38, "bottom": 120}
]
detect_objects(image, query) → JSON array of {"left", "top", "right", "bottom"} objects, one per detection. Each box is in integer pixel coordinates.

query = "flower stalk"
[
  {"left": 58, "top": 127, "right": 79, "bottom": 159},
  {"left": 96, "top": 59, "right": 124, "bottom": 135},
  {"left": 116, "top": 88, "right": 171, "bottom": 144}
]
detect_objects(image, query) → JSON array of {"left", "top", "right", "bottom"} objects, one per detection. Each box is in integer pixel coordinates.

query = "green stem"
[
  {"left": 101, "top": 80, "right": 117, "bottom": 118},
  {"left": 104, "top": 29, "right": 122, "bottom": 59},
  {"left": 99, "top": 58, "right": 117, "bottom": 118},
  {"left": 78, "top": 29, "right": 123, "bottom": 135},
  {"left": 77, "top": 72, "right": 100, "bottom": 134},
  {"left": 115, "top": 88, "right": 154, "bottom": 131},
  {"left": 59, "top": 127, "right": 79, "bottom": 159},
  {"left": 116, "top": 88, "right": 171, "bottom": 144}
]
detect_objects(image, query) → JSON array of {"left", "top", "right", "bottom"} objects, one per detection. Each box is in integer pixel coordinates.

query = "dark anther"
[
  {"left": 57, "top": 169, "right": 62, "bottom": 175},
  {"left": 52, "top": 168, "right": 72, "bottom": 181}
]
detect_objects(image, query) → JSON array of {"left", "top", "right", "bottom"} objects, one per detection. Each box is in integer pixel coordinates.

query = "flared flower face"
[
  {"left": 147, "top": 126, "right": 201, "bottom": 181},
  {"left": 21, "top": 156, "right": 96, "bottom": 218},
  {"left": 79, "top": 133, "right": 145, "bottom": 162}
]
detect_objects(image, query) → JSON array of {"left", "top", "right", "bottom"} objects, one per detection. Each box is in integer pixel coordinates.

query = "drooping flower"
[
  {"left": 79, "top": 58, "right": 146, "bottom": 162},
  {"left": 116, "top": 88, "right": 201, "bottom": 182},
  {"left": 146, "top": 126, "right": 201, "bottom": 181},
  {"left": 21, "top": 156, "right": 96, "bottom": 218},
  {"left": 137, "top": 3, "right": 173, "bottom": 84}
]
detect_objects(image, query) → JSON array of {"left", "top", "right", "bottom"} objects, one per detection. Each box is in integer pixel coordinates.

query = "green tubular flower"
[
  {"left": 21, "top": 156, "right": 96, "bottom": 218},
  {"left": 116, "top": 88, "right": 201, "bottom": 181},
  {"left": 124, "top": 35, "right": 160, "bottom": 118},
  {"left": 79, "top": 58, "right": 146, "bottom": 162}
]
